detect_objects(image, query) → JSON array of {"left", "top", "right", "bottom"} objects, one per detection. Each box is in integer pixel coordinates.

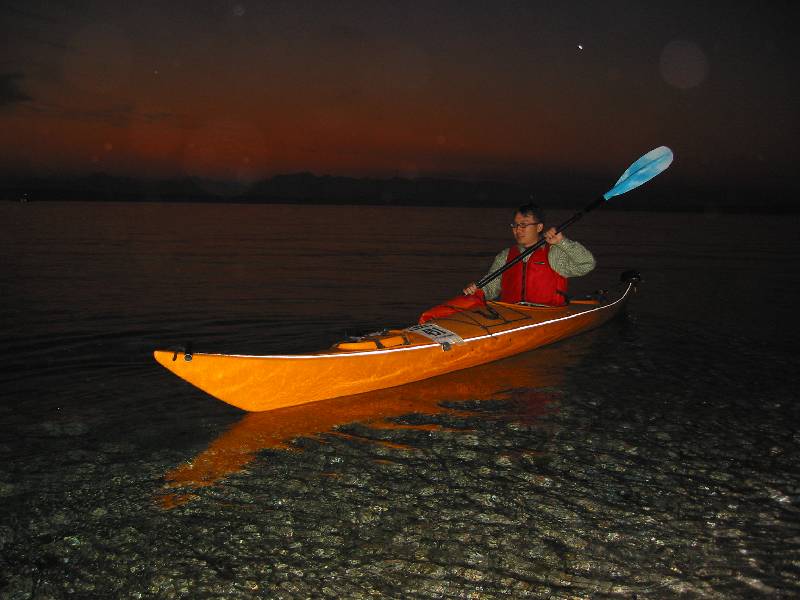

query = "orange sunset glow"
[{"left": 2, "top": 1, "right": 798, "bottom": 197}]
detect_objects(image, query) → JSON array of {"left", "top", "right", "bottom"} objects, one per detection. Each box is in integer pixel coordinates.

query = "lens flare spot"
[
  {"left": 660, "top": 39, "right": 709, "bottom": 89},
  {"left": 182, "top": 119, "right": 266, "bottom": 184}
]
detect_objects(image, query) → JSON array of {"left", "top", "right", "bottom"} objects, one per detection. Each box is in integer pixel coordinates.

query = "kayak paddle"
[
  {"left": 474, "top": 145, "right": 674, "bottom": 289},
  {"left": 418, "top": 146, "right": 673, "bottom": 323}
]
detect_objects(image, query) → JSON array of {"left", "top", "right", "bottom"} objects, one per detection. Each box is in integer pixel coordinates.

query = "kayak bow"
[{"left": 154, "top": 276, "right": 637, "bottom": 412}]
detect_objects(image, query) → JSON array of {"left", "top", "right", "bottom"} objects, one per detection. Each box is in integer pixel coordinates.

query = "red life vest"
[{"left": 500, "top": 244, "right": 567, "bottom": 305}]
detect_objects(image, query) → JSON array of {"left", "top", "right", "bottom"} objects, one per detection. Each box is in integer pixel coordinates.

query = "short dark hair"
[{"left": 515, "top": 203, "right": 544, "bottom": 223}]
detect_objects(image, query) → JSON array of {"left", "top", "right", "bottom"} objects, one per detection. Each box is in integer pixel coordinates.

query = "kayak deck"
[{"left": 154, "top": 281, "right": 635, "bottom": 412}]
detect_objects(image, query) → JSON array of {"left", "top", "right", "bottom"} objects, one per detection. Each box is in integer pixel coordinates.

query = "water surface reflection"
[{"left": 158, "top": 338, "right": 593, "bottom": 508}]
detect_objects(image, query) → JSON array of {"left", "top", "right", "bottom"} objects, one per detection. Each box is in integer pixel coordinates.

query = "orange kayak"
[{"left": 154, "top": 276, "right": 637, "bottom": 412}]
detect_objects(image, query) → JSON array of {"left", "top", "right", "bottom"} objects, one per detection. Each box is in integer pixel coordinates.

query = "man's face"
[{"left": 511, "top": 212, "right": 543, "bottom": 247}]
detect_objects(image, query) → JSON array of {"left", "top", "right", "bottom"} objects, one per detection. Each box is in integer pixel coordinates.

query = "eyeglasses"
[{"left": 510, "top": 222, "right": 539, "bottom": 229}]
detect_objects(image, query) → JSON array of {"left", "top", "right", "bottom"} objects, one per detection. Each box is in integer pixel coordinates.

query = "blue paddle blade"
[{"left": 603, "top": 146, "right": 674, "bottom": 201}]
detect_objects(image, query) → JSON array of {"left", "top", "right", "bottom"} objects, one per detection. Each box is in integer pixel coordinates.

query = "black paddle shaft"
[{"left": 475, "top": 196, "right": 606, "bottom": 289}]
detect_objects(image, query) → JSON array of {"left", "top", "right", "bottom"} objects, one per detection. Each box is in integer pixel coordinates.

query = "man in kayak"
[{"left": 463, "top": 203, "right": 595, "bottom": 305}]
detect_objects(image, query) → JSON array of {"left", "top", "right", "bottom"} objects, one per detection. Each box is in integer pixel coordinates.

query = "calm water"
[{"left": 1, "top": 202, "right": 799, "bottom": 598}]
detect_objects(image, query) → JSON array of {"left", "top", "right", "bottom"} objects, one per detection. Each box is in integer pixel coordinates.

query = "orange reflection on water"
[{"left": 158, "top": 340, "right": 591, "bottom": 509}]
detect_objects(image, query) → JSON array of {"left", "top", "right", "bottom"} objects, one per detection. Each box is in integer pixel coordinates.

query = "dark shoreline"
[{"left": 3, "top": 172, "right": 797, "bottom": 213}]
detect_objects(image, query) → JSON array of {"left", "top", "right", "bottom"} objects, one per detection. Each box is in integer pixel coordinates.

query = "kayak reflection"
[{"left": 158, "top": 336, "right": 596, "bottom": 509}]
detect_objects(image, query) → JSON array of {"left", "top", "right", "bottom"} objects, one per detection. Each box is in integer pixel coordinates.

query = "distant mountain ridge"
[
  {"left": 0, "top": 171, "right": 555, "bottom": 207},
  {"left": 1, "top": 171, "right": 796, "bottom": 212}
]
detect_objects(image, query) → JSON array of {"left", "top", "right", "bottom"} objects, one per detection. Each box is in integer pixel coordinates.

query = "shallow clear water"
[{"left": 1, "top": 202, "right": 799, "bottom": 598}]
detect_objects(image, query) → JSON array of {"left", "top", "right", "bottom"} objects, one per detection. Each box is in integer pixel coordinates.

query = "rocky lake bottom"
[{"left": 2, "top": 315, "right": 798, "bottom": 599}]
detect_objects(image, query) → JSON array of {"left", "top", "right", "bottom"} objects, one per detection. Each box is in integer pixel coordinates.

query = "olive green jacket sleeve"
[
  {"left": 478, "top": 237, "right": 596, "bottom": 301},
  {"left": 547, "top": 238, "right": 596, "bottom": 278},
  {"left": 478, "top": 249, "right": 510, "bottom": 301}
]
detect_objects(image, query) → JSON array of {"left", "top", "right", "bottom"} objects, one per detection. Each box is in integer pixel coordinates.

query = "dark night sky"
[{"left": 2, "top": 1, "right": 798, "bottom": 197}]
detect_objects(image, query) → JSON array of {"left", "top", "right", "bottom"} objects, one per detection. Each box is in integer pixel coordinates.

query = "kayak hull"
[{"left": 154, "top": 282, "right": 634, "bottom": 412}]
